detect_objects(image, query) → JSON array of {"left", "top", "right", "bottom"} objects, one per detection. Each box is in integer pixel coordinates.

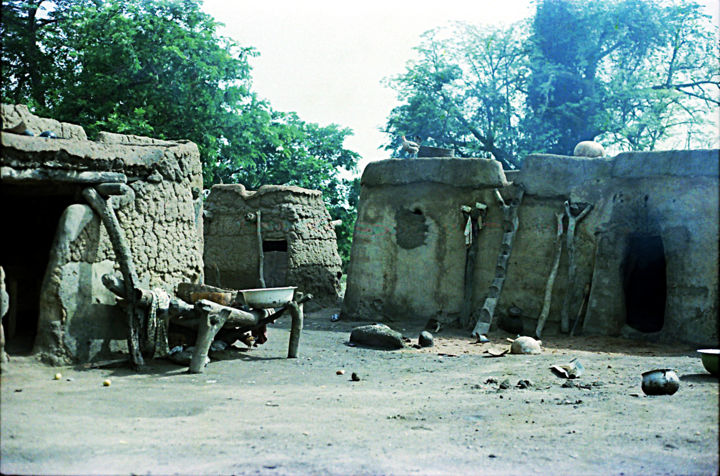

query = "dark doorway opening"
[
  {"left": 262, "top": 240, "right": 288, "bottom": 287},
  {"left": 622, "top": 234, "right": 667, "bottom": 333},
  {"left": 0, "top": 183, "right": 79, "bottom": 354}
]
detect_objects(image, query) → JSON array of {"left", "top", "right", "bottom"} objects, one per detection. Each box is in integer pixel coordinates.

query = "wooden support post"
[
  {"left": 535, "top": 212, "right": 565, "bottom": 339},
  {"left": 560, "top": 201, "right": 593, "bottom": 333},
  {"left": 83, "top": 185, "right": 144, "bottom": 369},
  {"left": 287, "top": 300, "right": 304, "bottom": 358},
  {"left": 188, "top": 300, "right": 264, "bottom": 373},
  {"left": 472, "top": 187, "right": 524, "bottom": 338}
]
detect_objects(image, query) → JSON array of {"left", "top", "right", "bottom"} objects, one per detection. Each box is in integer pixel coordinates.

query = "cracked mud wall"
[
  {"left": 1, "top": 104, "right": 204, "bottom": 363},
  {"left": 203, "top": 184, "right": 342, "bottom": 307}
]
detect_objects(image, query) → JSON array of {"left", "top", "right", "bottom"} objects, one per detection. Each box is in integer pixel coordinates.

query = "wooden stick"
[
  {"left": 535, "top": 212, "right": 565, "bottom": 339},
  {"left": 560, "top": 201, "right": 593, "bottom": 333},
  {"left": 257, "top": 210, "right": 266, "bottom": 288},
  {"left": 570, "top": 283, "right": 591, "bottom": 336}
]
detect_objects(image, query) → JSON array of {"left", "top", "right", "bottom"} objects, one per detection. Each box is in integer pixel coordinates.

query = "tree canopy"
[
  {"left": 384, "top": 0, "right": 719, "bottom": 165},
  {"left": 1, "top": 0, "right": 359, "bottom": 265}
]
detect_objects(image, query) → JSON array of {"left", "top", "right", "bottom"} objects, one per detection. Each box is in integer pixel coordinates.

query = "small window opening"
[{"left": 263, "top": 240, "right": 288, "bottom": 252}]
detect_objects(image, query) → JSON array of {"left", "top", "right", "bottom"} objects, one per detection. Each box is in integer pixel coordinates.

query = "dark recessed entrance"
[
  {"left": 262, "top": 240, "right": 288, "bottom": 287},
  {"left": 1, "top": 184, "right": 80, "bottom": 354},
  {"left": 622, "top": 234, "right": 667, "bottom": 333}
]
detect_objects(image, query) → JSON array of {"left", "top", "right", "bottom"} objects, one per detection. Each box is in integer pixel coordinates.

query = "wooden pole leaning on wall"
[
  {"left": 560, "top": 201, "right": 593, "bottom": 334},
  {"left": 471, "top": 186, "right": 525, "bottom": 338},
  {"left": 535, "top": 212, "right": 565, "bottom": 339},
  {"left": 256, "top": 210, "right": 266, "bottom": 288}
]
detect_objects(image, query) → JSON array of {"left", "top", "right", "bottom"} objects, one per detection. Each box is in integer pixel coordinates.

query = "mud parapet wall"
[
  {"left": 343, "top": 158, "right": 509, "bottom": 327},
  {"left": 1, "top": 104, "right": 204, "bottom": 363},
  {"left": 204, "top": 184, "right": 342, "bottom": 307},
  {"left": 344, "top": 151, "right": 719, "bottom": 346}
]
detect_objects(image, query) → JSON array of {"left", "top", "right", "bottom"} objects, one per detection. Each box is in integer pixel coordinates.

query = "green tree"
[
  {"left": 384, "top": 0, "right": 719, "bottom": 165},
  {"left": 383, "top": 23, "right": 528, "bottom": 169},
  {"left": 1, "top": 0, "right": 359, "bottom": 265},
  {"left": 525, "top": 0, "right": 719, "bottom": 154}
]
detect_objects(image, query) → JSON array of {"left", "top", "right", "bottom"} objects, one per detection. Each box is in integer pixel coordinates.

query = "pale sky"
[
  {"left": 201, "top": 0, "right": 719, "bottom": 173},
  {"left": 201, "top": 0, "right": 534, "bottom": 172}
]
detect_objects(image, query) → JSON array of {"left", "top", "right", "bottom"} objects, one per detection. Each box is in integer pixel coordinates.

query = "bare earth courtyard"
[{"left": 1, "top": 307, "right": 718, "bottom": 476}]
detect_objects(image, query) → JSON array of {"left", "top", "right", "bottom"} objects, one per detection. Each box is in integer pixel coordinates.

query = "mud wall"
[
  {"left": 342, "top": 158, "right": 508, "bottom": 326},
  {"left": 344, "top": 151, "right": 719, "bottom": 345},
  {"left": 1, "top": 104, "right": 204, "bottom": 363},
  {"left": 203, "top": 184, "right": 342, "bottom": 306}
]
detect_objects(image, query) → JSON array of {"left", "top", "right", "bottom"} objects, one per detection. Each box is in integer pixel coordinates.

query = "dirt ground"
[{"left": 1, "top": 307, "right": 718, "bottom": 475}]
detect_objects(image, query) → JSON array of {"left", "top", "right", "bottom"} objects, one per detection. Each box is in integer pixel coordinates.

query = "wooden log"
[
  {"left": 1, "top": 166, "right": 127, "bottom": 185},
  {"left": 560, "top": 201, "right": 593, "bottom": 333},
  {"left": 535, "top": 212, "right": 565, "bottom": 339}
]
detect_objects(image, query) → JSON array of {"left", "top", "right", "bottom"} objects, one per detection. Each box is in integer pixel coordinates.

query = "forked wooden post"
[{"left": 560, "top": 201, "right": 593, "bottom": 333}]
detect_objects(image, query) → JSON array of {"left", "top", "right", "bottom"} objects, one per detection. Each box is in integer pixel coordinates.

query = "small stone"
[
  {"left": 516, "top": 379, "right": 533, "bottom": 389},
  {"left": 351, "top": 372, "right": 360, "bottom": 382},
  {"left": 418, "top": 331, "right": 434, "bottom": 348},
  {"left": 485, "top": 377, "right": 498, "bottom": 384},
  {"left": 147, "top": 171, "right": 163, "bottom": 183},
  {"left": 499, "top": 379, "right": 511, "bottom": 390},
  {"left": 53, "top": 373, "right": 62, "bottom": 380},
  {"left": 102, "top": 379, "right": 111, "bottom": 387},
  {"left": 336, "top": 369, "right": 345, "bottom": 375}
]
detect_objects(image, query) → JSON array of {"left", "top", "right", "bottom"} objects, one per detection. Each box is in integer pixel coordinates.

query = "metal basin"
[
  {"left": 697, "top": 349, "right": 719, "bottom": 376},
  {"left": 641, "top": 369, "right": 680, "bottom": 395},
  {"left": 240, "top": 287, "right": 296, "bottom": 309}
]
